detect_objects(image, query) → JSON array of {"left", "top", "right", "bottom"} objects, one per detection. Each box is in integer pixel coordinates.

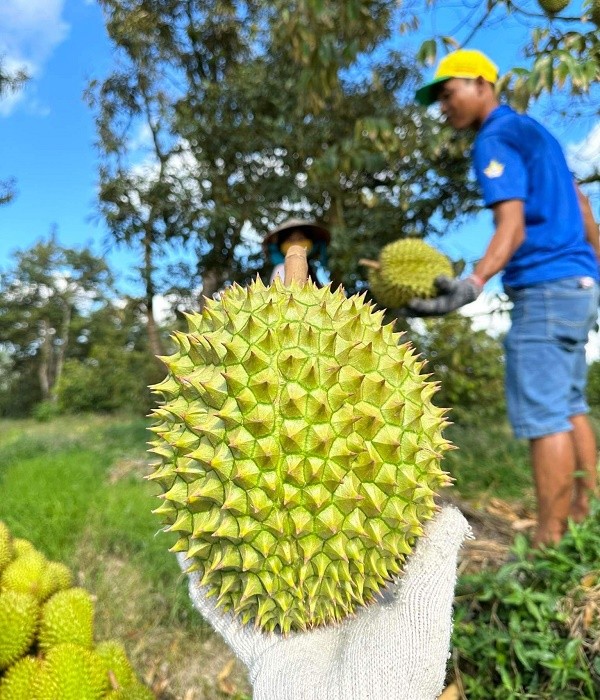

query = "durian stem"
[
  {"left": 284, "top": 245, "right": 309, "bottom": 285},
  {"left": 359, "top": 258, "right": 380, "bottom": 270}
]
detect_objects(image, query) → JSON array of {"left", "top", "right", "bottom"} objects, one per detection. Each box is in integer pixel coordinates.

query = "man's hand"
[{"left": 406, "top": 275, "right": 482, "bottom": 316}]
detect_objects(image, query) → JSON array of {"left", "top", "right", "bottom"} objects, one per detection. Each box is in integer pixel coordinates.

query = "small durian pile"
[
  {"left": 362, "top": 238, "right": 454, "bottom": 309},
  {"left": 149, "top": 276, "right": 451, "bottom": 634},
  {"left": 0, "top": 522, "right": 154, "bottom": 700}
]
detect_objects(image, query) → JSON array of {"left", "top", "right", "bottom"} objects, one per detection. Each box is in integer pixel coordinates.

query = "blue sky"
[{"left": 0, "top": 0, "right": 598, "bottom": 296}]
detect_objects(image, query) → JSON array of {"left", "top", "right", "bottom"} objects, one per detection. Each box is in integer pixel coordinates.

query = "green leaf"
[{"left": 416, "top": 38, "right": 437, "bottom": 67}]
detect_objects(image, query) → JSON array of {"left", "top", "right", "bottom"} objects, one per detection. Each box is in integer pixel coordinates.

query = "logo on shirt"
[{"left": 483, "top": 159, "right": 505, "bottom": 179}]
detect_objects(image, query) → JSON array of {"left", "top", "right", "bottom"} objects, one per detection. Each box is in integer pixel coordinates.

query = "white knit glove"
[{"left": 177, "top": 506, "right": 470, "bottom": 700}]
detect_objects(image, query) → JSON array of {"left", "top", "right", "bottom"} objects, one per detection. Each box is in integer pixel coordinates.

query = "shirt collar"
[{"left": 480, "top": 104, "right": 513, "bottom": 132}]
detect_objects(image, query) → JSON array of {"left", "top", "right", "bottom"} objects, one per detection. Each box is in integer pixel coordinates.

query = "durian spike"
[
  {"left": 358, "top": 259, "right": 380, "bottom": 270},
  {"left": 284, "top": 244, "right": 309, "bottom": 286}
]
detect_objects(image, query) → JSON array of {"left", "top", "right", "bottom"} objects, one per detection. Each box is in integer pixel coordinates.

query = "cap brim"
[
  {"left": 263, "top": 222, "right": 331, "bottom": 249},
  {"left": 415, "top": 76, "right": 451, "bottom": 106}
]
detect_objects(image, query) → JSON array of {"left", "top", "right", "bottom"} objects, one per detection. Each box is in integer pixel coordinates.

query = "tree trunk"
[
  {"left": 37, "top": 320, "right": 52, "bottom": 401},
  {"left": 51, "top": 300, "right": 72, "bottom": 404},
  {"left": 143, "top": 229, "right": 164, "bottom": 359}
]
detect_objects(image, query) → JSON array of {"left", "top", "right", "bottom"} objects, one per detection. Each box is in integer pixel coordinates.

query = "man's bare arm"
[{"left": 473, "top": 199, "right": 525, "bottom": 284}]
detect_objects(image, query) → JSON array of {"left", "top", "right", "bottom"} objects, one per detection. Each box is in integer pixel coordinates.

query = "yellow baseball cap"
[{"left": 415, "top": 49, "right": 499, "bottom": 106}]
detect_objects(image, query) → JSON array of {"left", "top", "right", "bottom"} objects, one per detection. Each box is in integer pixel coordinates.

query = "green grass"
[{"left": 443, "top": 420, "right": 532, "bottom": 502}]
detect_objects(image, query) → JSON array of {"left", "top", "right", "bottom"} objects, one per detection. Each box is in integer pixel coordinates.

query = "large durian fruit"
[
  {"left": 149, "top": 275, "right": 452, "bottom": 634},
  {"left": 363, "top": 238, "right": 454, "bottom": 309},
  {"left": 0, "top": 522, "right": 155, "bottom": 700},
  {"left": 537, "top": 0, "right": 570, "bottom": 13}
]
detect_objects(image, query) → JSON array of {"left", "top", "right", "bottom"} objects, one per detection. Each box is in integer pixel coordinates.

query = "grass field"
[{"left": 0, "top": 411, "right": 590, "bottom": 698}]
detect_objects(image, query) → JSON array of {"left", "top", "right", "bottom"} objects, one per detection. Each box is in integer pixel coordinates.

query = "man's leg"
[
  {"left": 530, "top": 430, "right": 576, "bottom": 547},
  {"left": 569, "top": 413, "right": 598, "bottom": 522}
]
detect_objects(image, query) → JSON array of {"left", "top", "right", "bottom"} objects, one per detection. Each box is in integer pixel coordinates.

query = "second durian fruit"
[
  {"left": 366, "top": 238, "right": 454, "bottom": 309},
  {"left": 149, "top": 277, "right": 451, "bottom": 634}
]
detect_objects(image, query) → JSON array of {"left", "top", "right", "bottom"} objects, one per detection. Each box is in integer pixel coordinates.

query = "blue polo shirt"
[{"left": 473, "top": 105, "right": 599, "bottom": 288}]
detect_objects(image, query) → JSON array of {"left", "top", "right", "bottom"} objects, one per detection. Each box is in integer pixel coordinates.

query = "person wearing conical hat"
[
  {"left": 410, "top": 49, "right": 600, "bottom": 548},
  {"left": 264, "top": 218, "right": 331, "bottom": 285}
]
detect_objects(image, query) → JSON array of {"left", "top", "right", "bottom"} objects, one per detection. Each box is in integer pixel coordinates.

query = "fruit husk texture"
[
  {"left": 537, "top": 0, "right": 569, "bottom": 12},
  {"left": 0, "top": 526, "right": 12, "bottom": 574},
  {"left": 34, "top": 643, "right": 107, "bottom": 700},
  {"left": 149, "top": 278, "right": 451, "bottom": 633},
  {"left": 0, "top": 656, "right": 40, "bottom": 700},
  {"left": 38, "top": 587, "right": 95, "bottom": 651},
  {"left": 96, "top": 640, "right": 136, "bottom": 689},
  {"left": 367, "top": 238, "right": 454, "bottom": 308},
  {"left": 0, "top": 591, "right": 39, "bottom": 671}
]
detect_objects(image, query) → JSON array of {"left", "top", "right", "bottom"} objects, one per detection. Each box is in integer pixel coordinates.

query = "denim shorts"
[{"left": 504, "top": 277, "right": 599, "bottom": 439}]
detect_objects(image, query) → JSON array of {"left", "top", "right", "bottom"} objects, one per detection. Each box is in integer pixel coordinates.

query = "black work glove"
[{"left": 405, "top": 275, "right": 482, "bottom": 317}]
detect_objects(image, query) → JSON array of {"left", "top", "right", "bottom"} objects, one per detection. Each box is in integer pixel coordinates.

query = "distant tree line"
[
  {"left": 3, "top": 236, "right": 600, "bottom": 424},
  {"left": 0, "top": 237, "right": 511, "bottom": 422}
]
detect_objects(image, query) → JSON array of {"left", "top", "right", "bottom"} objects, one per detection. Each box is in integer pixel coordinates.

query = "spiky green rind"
[
  {"left": 34, "top": 643, "right": 107, "bottom": 700},
  {"left": 0, "top": 551, "right": 47, "bottom": 601},
  {"left": 38, "top": 588, "right": 94, "bottom": 652},
  {"left": 95, "top": 640, "right": 136, "bottom": 690},
  {"left": 0, "top": 524, "right": 13, "bottom": 574},
  {"left": 149, "top": 278, "right": 451, "bottom": 633},
  {"left": 0, "top": 590, "right": 39, "bottom": 671},
  {"left": 0, "top": 541, "right": 72, "bottom": 603},
  {"left": 537, "top": 0, "right": 569, "bottom": 13},
  {"left": 0, "top": 656, "right": 40, "bottom": 700},
  {"left": 104, "top": 684, "right": 155, "bottom": 700},
  {"left": 38, "top": 562, "right": 73, "bottom": 602},
  {"left": 10, "top": 540, "right": 34, "bottom": 559},
  {"left": 367, "top": 238, "right": 454, "bottom": 308}
]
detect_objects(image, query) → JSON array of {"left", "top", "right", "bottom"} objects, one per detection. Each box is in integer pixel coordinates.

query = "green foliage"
[
  {"left": 92, "top": 0, "right": 478, "bottom": 303},
  {"left": 443, "top": 421, "right": 531, "bottom": 500},
  {"left": 55, "top": 350, "right": 156, "bottom": 416},
  {"left": 31, "top": 401, "right": 60, "bottom": 423},
  {"left": 453, "top": 501, "right": 600, "bottom": 698},
  {"left": 0, "top": 238, "right": 113, "bottom": 415},
  {"left": 586, "top": 360, "right": 600, "bottom": 407},
  {"left": 409, "top": 313, "right": 506, "bottom": 425}
]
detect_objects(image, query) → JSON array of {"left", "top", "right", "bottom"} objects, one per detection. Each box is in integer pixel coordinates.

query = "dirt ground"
[{"left": 440, "top": 494, "right": 536, "bottom": 574}]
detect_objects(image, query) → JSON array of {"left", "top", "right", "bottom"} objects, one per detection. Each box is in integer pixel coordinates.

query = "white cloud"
[
  {"left": 566, "top": 122, "right": 600, "bottom": 180},
  {"left": 0, "top": 0, "right": 70, "bottom": 116}
]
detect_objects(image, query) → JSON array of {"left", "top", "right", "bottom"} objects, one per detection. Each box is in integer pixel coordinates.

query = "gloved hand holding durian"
[
  {"left": 361, "top": 237, "right": 482, "bottom": 316},
  {"left": 176, "top": 507, "right": 468, "bottom": 700},
  {"left": 406, "top": 275, "right": 483, "bottom": 317},
  {"left": 149, "top": 246, "right": 471, "bottom": 699}
]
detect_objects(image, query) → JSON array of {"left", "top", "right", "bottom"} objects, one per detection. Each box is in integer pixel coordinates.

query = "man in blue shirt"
[{"left": 410, "top": 49, "right": 600, "bottom": 547}]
